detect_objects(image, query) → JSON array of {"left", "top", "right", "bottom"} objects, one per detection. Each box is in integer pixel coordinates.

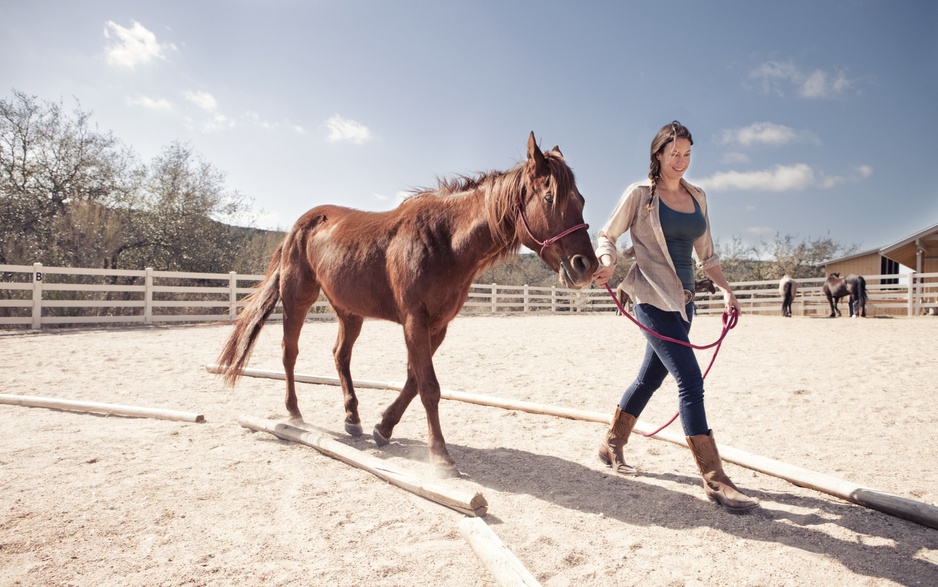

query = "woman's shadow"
[{"left": 370, "top": 433, "right": 936, "bottom": 587}]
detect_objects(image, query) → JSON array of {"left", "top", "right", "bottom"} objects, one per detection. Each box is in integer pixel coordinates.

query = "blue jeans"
[{"left": 618, "top": 302, "right": 709, "bottom": 436}]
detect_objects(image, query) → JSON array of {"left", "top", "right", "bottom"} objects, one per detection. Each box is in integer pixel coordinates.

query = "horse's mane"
[{"left": 409, "top": 150, "right": 576, "bottom": 258}]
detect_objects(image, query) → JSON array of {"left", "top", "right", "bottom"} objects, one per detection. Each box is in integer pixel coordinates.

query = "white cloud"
[
  {"left": 721, "top": 122, "right": 820, "bottom": 148},
  {"left": 372, "top": 191, "right": 410, "bottom": 210},
  {"left": 855, "top": 164, "right": 873, "bottom": 178},
  {"left": 801, "top": 69, "right": 851, "bottom": 98},
  {"left": 127, "top": 95, "right": 172, "bottom": 110},
  {"left": 200, "top": 113, "right": 234, "bottom": 132},
  {"left": 184, "top": 90, "right": 217, "bottom": 111},
  {"left": 699, "top": 161, "right": 873, "bottom": 192},
  {"left": 818, "top": 164, "right": 874, "bottom": 188},
  {"left": 244, "top": 111, "right": 267, "bottom": 127},
  {"left": 697, "top": 163, "right": 815, "bottom": 192},
  {"left": 183, "top": 113, "right": 235, "bottom": 133},
  {"left": 103, "top": 20, "right": 174, "bottom": 70},
  {"left": 721, "top": 152, "right": 750, "bottom": 165},
  {"left": 743, "top": 226, "right": 775, "bottom": 236},
  {"left": 325, "top": 114, "right": 371, "bottom": 143},
  {"left": 749, "top": 60, "right": 854, "bottom": 99},
  {"left": 242, "top": 111, "right": 305, "bottom": 134}
]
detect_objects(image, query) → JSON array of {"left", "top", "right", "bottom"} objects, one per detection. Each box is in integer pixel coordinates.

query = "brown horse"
[
  {"left": 823, "top": 272, "right": 868, "bottom": 318},
  {"left": 779, "top": 274, "right": 797, "bottom": 317},
  {"left": 217, "top": 133, "right": 598, "bottom": 476}
]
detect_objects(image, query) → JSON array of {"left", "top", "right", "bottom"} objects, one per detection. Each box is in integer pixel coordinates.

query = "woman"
[{"left": 592, "top": 121, "right": 757, "bottom": 513}]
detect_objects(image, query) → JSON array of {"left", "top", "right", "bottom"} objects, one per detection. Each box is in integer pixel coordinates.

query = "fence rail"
[{"left": 2, "top": 263, "right": 936, "bottom": 329}]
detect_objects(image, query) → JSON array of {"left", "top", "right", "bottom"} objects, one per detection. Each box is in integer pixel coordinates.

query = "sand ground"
[{"left": 1, "top": 313, "right": 937, "bottom": 586}]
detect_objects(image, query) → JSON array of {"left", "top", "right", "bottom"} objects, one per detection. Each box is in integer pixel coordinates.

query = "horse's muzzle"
[{"left": 559, "top": 254, "right": 597, "bottom": 289}]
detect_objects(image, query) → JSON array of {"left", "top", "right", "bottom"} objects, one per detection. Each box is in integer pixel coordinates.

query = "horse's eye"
[{"left": 544, "top": 192, "right": 554, "bottom": 204}]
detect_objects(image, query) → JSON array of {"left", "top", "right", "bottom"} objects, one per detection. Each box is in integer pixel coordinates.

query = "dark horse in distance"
[
  {"left": 217, "top": 133, "right": 598, "bottom": 476},
  {"left": 779, "top": 274, "right": 797, "bottom": 317},
  {"left": 823, "top": 272, "right": 868, "bottom": 317}
]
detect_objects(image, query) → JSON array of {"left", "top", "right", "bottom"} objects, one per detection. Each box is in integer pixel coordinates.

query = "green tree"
[
  {"left": 712, "top": 236, "right": 759, "bottom": 283},
  {"left": 110, "top": 142, "right": 255, "bottom": 271},
  {"left": 0, "top": 90, "right": 138, "bottom": 265},
  {"left": 757, "top": 233, "right": 859, "bottom": 280}
]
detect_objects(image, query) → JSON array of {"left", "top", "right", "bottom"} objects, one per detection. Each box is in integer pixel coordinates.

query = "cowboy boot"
[
  {"left": 686, "top": 430, "right": 758, "bottom": 513},
  {"left": 598, "top": 407, "right": 638, "bottom": 475}
]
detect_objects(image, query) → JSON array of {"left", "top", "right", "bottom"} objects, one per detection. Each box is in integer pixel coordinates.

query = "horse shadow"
[{"left": 343, "top": 432, "right": 936, "bottom": 587}]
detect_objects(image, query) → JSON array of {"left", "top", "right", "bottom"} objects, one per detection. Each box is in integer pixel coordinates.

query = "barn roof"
[
  {"left": 879, "top": 221, "right": 938, "bottom": 267},
  {"left": 819, "top": 220, "right": 938, "bottom": 270},
  {"left": 816, "top": 248, "right": 880, "bottom": 267}
]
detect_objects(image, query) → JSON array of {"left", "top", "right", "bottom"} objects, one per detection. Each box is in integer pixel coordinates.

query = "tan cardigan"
[{"left": 595, "top": 178, "right": 721, "bottom": 322}]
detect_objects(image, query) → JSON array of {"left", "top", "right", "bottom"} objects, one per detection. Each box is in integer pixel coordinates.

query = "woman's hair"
[{"left": 647, "top": 120, "right": 693, "bottom": 202}]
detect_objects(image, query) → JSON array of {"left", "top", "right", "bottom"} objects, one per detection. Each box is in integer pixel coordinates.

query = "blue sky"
[{"left": 2, "top": 0, "right": 936, "bottom": 254}]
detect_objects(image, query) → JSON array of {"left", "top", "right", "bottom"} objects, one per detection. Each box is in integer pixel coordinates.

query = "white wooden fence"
[
  {"left": 694, "top": 274, "right": 938, "bottom": 318},
  {"left": 1, "top": 263, "right": 936, "bottom": 329}
]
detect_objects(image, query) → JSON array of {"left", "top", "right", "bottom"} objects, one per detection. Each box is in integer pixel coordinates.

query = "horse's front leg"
[
  {"left": 415, "top": 359, "right": 456, "bottom": 477},
  {"left": 827, "top": 296, "right": 840, "bottom": 318},
  {"left": 396, "top": 321, "right": 456, "bottom": 476},
  {"left": 333, "top": 313, "right": 364, "bottom": 436},
  {"left": 374, "top": 323, "right": 449, "bottom": 444}
]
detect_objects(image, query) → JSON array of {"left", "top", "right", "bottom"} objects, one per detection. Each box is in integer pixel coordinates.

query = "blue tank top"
[{"left": 659, "top": 196, "right": 706, "bottom": 291}]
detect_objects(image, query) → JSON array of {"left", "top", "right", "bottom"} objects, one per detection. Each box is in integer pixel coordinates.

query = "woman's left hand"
[{"left": 724, "top": 291, "right": 743, "bottom": 316}]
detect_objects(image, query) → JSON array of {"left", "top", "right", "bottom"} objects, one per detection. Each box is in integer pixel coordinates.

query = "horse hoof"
[
  {"left": 373, "top": 426, "right": 390, "bottom": 447},
  {"left": 433, "top": 464, "right": 461, "bottom": 479},
  {"left": 345, "top": 421, "right": 363, "bottom": 437}
]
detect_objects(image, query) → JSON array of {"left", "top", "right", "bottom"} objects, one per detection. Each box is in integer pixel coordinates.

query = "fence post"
[
  {"left": 229, "top": 271, "right": 238, "bottom": 319},
  {"left": 31, "top": 262, "right": 43, "bottom": 330},
  {"left": 551, "top": 286, "right": 557, "bottom": 313},
  {"left": 523, "top": 284, "right": 529, "bottom": 313},
  {"left": 907, "top": 273, "right": 915, "bottom": 317},
  {"left": 491, "top": 283, "right": 497, "bottom": 313},
  {"left": 144, "top": 267, "right": 154, "bottom": 325}
]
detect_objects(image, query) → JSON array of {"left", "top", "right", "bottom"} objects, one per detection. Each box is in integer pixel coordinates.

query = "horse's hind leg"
[
  {"left": 333, "top": 312, "right": 364, "bottom": 436},
  {"left": 280, "top": 273, "right": 320, "bottom": 420}
]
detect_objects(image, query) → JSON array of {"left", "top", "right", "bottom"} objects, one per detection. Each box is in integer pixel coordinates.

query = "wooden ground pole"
[
  {"left": 459, "top": 517, "right": 541, "bottom": 587},
  {"left": 238, "top": 416, "right": 487, "bottom": 517},
  {"left": 209, "top": 365, "right": 938, "bottom": 530},
  {"left": 0, "top": 393, "right": 204, "bottom": 423}
]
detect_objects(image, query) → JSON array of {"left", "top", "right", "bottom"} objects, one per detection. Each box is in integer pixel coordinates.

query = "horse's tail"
[
  {"left": 856, "top": 275, "right": 868, "bottom": 307},
  {"left": 216, "top": 243, "right": 284, "bottom": 387},
  {"left": 782, "top": 280, "right": 794, "bottom": 305}
]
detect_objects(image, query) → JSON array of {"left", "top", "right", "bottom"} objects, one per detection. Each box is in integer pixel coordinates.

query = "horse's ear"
[
  {"left": 527, "top": 131, "right": 548, "bottom": 175},
  {"left": 548, "top": 145, "right": 564, "bottom": 160}
]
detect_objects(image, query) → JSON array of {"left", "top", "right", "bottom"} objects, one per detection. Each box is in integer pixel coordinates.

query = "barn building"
[
  {"left": 818, "top": 221, "right": 938, "bottom": 316},
  {"left": 819, "top": 221, "right": 938, "bottom": 277}
]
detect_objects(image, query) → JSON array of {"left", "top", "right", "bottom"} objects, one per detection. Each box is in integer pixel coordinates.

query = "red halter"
[{"left": 515, "top": 200, "right": 589, "bottom": 257}]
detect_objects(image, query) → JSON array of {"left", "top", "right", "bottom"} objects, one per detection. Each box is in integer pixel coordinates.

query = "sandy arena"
[{"left": 1, "top": 313, "right": 937, "bottom": 586}]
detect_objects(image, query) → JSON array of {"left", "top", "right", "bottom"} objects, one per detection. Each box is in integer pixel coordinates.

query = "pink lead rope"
[{"left": 603, "top": 282, "right": 739, "bottom": 437}]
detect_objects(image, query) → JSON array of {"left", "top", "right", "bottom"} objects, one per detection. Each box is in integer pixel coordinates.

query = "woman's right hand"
[{"left": 593, "top": 263, "right": 614, "bottom": 287}]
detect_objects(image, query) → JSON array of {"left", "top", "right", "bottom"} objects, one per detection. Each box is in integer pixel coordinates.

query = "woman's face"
[{"left": 656, "top": 137, "right": 692, "bottom": 183}]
